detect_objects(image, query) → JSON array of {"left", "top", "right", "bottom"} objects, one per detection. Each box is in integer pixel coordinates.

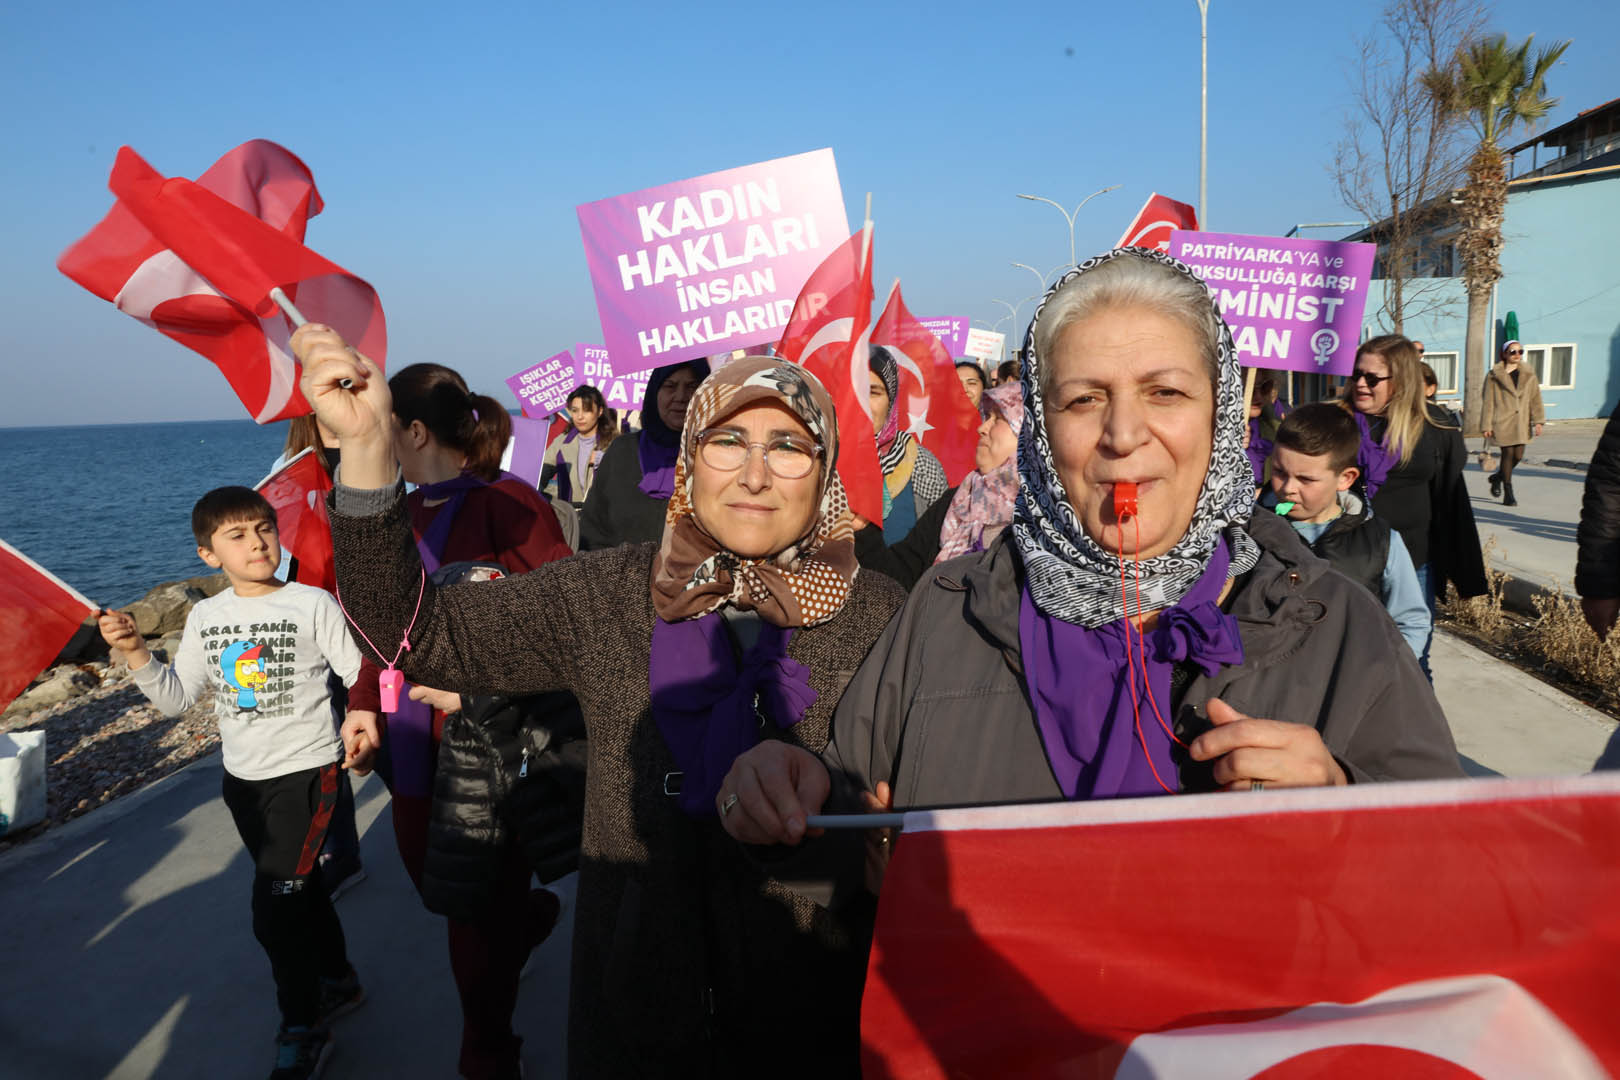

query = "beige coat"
[{"left": 1483, "top": 362, "right": 1545, "bottom": 447}]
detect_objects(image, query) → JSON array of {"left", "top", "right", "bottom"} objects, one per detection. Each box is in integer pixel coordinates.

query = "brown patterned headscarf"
[{"left": 651, "top": 356, "right": 857, "bottom": 628}]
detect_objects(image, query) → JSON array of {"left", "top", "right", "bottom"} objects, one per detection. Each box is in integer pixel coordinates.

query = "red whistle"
[{"left": 1113, "top": 481, "right": 1139, "bottom": 521}]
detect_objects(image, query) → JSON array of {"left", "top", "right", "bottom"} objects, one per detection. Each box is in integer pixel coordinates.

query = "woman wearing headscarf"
[
  {"left": 578, "top": 359, "right": 709, "bottom": 549},
  {"left": 1347, "top": 335, "right": 1487, "bottom": 674},
  {"left": 292, "top": 333, "right": 907, "bottom": 1079},
  {"left": 855, "top": 381, "right": 1024, "bottom": 590},
  {"left": 1482, "top": 340, "right": 1545, "bottom": 507},
  {"left": 869, "top": 345, "right": 948, "bottom": 542},
  {"left": 720, "top": 248, "right": 1461, "bottom": 855}
]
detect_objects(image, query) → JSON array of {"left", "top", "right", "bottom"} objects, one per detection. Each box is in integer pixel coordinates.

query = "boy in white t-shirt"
[{"left": 99, "top": 486, "right": 364, "bottom": 1080}]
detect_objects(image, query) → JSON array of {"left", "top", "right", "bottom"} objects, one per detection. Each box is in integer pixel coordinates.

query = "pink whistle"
[
  {"left": 379, "top": 667, "right": 404, "bottom": 713},
  {"left": 1113, "top": 481, "right": 1139, "bottom": 521}
]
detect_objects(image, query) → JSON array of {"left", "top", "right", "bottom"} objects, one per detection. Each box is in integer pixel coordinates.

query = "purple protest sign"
[
  {"left": 502, "top": 415, "right": 553, "bottom": 488},
  {"left": 576, "top": 149, "right": 850, "bottom": 376},
  {"left": 1168, "top": 231, "right": 1375, "bottom": 376},
  {"left": 917, "top": 317, "right": 968, "bottom": 357},
  {"left": 574, "top": 343, "right": 653, "bottom": 413},
  {"left": 504, "top": 350, "right": 577, "bottom": 418}
]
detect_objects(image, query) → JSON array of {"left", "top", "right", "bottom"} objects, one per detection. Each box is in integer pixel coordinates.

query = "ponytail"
[{"left": 390, "top": 363, "right": 511, "bottom": 481}]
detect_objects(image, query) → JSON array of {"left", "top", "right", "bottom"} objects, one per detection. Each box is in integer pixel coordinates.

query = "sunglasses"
[
  {"left": 1506, "top": 349, "right": 1524, "bottom": 356},
  {"left": 1350, "top": 370, "right": 1389, "bottom": 388}
]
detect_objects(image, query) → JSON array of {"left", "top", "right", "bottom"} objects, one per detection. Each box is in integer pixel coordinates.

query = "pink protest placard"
[
  {"left": 504, "top": 350, "right": 577, "bottom": 418},
  {"left": 574, "top": 343, "right": 653, "bottom": 413},
  {"left": 576, "top": 149, "right": 850, "bottom": 376},
  {"left": 917, "top": 316, "right": 968, "bottom": 357},
  {"left": 1168, "top": 231, "right": 1375, "bottom": 375}
]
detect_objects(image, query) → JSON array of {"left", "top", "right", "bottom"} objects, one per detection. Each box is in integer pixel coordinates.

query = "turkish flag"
[
  {"left": 0, "top": 540, "right": 97, "bottom": 713},
  {"left": 861, "top": 775, "right": 1620, "bottom": 1078},
  {"left": 871, "top": 281, "right": 981, "bottom": 487},
  {"left": 776, "top": 226, "right": 881, "bottom": 521},
  {"left": 58, "top": 140, "right": 387, "bottom": 424},
  {"left": 255, "top": 449, "right": 335, "bottom": 593},
  {"left": 1118, "top": 193, "right": 1200, "bottom": 253}
]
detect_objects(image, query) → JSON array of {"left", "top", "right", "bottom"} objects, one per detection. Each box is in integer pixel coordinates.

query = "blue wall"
[{"left": 1358, "top": 169, "right": 1620, "bottom": 419}]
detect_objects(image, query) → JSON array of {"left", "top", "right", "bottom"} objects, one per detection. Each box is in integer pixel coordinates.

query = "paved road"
[{"left": 1, "top": 632, "right": 1614, "bottom": 1080}]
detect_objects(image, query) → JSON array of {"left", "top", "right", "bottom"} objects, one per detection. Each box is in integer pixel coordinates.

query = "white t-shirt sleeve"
[{"left": 316, "top": 589, "right": 363, "bottom": 689}]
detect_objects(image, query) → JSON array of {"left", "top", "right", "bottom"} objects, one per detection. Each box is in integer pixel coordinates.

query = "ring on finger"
[{"left": 720, "top": 792, "right": 740, "bottom": 816}]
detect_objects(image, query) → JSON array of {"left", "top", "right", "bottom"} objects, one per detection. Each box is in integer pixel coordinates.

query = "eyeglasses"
[
  {"left": 695, "top": 429, "right": 822, "bottom": 479},
  {"left": 1349, "top": 370, "right": 1389, "bottom": 388},
  {"left": 1506, "top": 349, "right": 1524, "bottom": 356}
]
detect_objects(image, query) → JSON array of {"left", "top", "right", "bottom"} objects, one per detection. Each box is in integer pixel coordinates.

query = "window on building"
[
  {"left": 1426, "top": 351, "right": 1459, "bottom": 394},
  {"left": 1523, "top": 344, "right": 1576, "bottom": 390}
]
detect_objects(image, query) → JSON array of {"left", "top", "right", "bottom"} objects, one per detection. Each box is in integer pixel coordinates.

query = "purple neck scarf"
[
  {"left": 637, "top": 430, "right": 678, "bottom": 499},
  {"left": 1018, "top": 538, "right": 1245, "bottom": 800},
  {"left": 1354, "top": 411, "right": 1398, "bottom": 498},
  {"left": 648, "top": 614, "right": 819, "bottom": 818}
]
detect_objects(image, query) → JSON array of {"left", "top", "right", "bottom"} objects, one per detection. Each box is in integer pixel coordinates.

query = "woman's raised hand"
[
  {"left": 1189, "top": 698, "right": 1349, "bottom": 789},
  {"left": 293, "top": 324, "right": 392, "bottom": 446},
  {"left": 716, "top": 741, "right": 831, "bottom": 845}
]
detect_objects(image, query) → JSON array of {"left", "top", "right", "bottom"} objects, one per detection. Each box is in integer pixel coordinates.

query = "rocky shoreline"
[{"left": 0, "top": 574, "right": 232, "bottom": 850}]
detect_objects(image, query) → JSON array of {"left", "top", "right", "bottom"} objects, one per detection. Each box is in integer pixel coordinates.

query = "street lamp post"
[
  {"left": 990, "top": 295, "right": 1041, "bottom": 361},
  {"left": 1011, "top": 261, "right": 1069, "bottom": 293},
  {"left": 1015, "top": 185, "right": 1122, "bottom": 267},
  {"left": 1196, "top": 0, "right": 1210, "bottom": 226}
]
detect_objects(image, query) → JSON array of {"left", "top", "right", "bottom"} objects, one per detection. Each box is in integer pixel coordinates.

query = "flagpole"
[{"left": 271, "top": 286, "right": 355, "bottom": 390}]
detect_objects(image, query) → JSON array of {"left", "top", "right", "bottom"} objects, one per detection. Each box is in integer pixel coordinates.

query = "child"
[
  {"left": 1266, "top": 403, "right": 1430, "bottom": 660},
  {"left": 99, "top": 486, "right": 365, "bottom": 1080}
]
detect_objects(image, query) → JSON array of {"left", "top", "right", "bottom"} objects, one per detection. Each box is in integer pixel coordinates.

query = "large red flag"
[
  {"left": 777, "top": 226, "right": 882, "bottom": 522},
  {"left": 58, "top": 140, "right": 387, "bottom": 424},
  {"left": 871, "top": 281, "right": 981, "bottom": 487},
  {"left": 1117, "top": 193, "right": 1200, "bottom": 253},
  {"left": 0, "top": 540, "right": 97, "bottom": 713},
  {"left": 255, "top": 449, "right": 335, "bottom": 593},
  {"left": 862, "top": 775, "right": 1620, "bottom": 1078}
]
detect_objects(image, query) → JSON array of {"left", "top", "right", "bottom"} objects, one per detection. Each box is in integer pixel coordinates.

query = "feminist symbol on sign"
[{"left": 1311, "top": 329, "right": 1339, "bottom": 368}]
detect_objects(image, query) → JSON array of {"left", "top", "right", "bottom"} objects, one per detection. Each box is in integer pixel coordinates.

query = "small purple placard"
[
  {"left": 1168, "top": 231, "right": 1375, "bottom": 376},
  {"left": 576, "top": 149, "right": 850, "bottom": 376},
  {"left": 504, "top": 350, "right": 577, "bottom": 418},
  {"left": 574, "top": 343, "right": 653, "bottom": 413},
  {"left": 917, "top": 316, "right": 968, "bottom": 357}
]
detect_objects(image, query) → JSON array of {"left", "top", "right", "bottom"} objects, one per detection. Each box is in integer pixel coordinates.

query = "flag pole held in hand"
[{"left": 270, "top": 287, "right": 354, "bottom": 390}]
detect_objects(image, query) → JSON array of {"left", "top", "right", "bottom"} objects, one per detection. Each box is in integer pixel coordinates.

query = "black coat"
[
  {"left": 853, "top": 487, "right": 956, "bottom": 591},
  {"left": 1576, "top": 404, "right": 1620, "bottom": 600},
  {"left": 1370, "top": 413, "right": 1487, "bottom": 600}
]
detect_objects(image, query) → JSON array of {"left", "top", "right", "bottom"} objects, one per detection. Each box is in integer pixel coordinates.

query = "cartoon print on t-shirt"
[{"left": 220, "top": 641, "right": 269, "bottom": 709}]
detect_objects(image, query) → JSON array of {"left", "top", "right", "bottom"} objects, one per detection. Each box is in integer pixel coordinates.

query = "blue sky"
[{"left": 3, "top": 0, "right": 1614, "bottom": 427}]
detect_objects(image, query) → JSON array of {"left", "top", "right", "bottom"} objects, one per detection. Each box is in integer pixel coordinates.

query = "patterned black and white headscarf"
[{"left": 1012, "top": 247, "right": 1260, "bottom": 627}]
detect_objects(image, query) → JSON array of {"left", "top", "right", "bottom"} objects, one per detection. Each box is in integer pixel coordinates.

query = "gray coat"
[{"left": 821, "top": 509, "right": 1462, "bottom": 813}]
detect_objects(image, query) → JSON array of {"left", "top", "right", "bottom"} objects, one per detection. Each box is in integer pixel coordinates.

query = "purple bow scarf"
[
  {"left": 637, "top": 429, "right": 679, "bottom": 499},
  {"left": 648, "top": 614, "right": 820, "bottom": 818},
  {"left": 1019, "top": 539, "right": 1245, "bottom": 800},
  {"left": 1354, "top": 411, "right": 1398, "bottom": 498},
  {"left": 1245, "top": 417, "right": 1273, "bottom": 486}
]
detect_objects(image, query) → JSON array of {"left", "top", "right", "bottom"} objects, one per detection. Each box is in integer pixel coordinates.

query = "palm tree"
[{"left": 1424, "top": 33, "right": 1569, "bottom": 434}]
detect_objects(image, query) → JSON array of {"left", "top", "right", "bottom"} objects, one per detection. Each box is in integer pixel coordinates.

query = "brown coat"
[
  {"left": 1482, "top": 363, "right": 1545, "bottom": 448},
  {"left": 328, "top": 482, "right": 906, "bottom": 1079}
]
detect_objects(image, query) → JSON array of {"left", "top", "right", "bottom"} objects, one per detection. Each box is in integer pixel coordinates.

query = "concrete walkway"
[
  {"left": 1, "top": 636, "right": 1613, "bottom": 1080},
  {"left": 1462, "top": 417, "right": 1606, "bottom": 594}
]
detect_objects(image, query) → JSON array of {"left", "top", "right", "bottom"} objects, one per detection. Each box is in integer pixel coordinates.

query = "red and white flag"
[
  {"left": 58, "top": 140, "right": 387, "bottom": 424},
  {"left": 1118, "top": 193, "right": 1200, "bottom": 253},
  {"left": 861, "top": 775, "right": 1620, "bottom": 1078},
  {"left": 776, "top": 225, "right": 882, "bottom": 522},
  {"left": 255, "top": 449, "right": 335, "bottom": 593},
  {"left": 871, "top": 281, "right": 981, "bottom": 487},
  {"left": 0, "top": 540, "right": 97, "bottom": 713}
]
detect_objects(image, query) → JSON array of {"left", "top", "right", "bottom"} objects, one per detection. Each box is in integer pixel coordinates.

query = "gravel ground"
[{"left": 0, "top": 662, "right": 218, "bottom": 853}]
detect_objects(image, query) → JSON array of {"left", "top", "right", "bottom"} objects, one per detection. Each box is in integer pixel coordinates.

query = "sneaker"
[
  {"left": 318, "top": 855, "right": 366, "bottom": 901},
  {"left": 318, "top": 968, "right": 366, "bottom": 1025},
  {"left": 269, "top": 1025, "right": 333, "bottom": 1080}
]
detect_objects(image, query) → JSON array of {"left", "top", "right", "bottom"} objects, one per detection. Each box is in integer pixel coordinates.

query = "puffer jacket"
[
  {"left": 820, "top": 509, "right": 1462, "bottom": 816},
  {"left": 422, "top": 689, "right": 587, "bottom": 921},
  {"left": 1576, "top": 404, "right": 1620, "bottom": 600}
]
